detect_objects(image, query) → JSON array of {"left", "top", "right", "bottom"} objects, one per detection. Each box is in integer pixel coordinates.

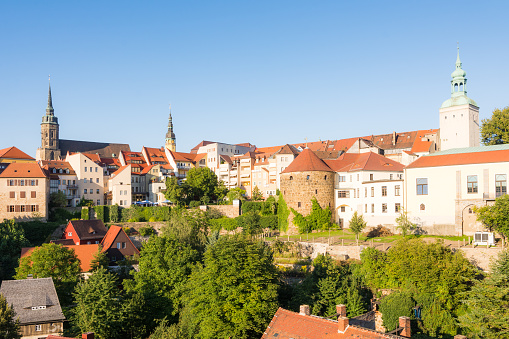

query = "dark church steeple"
[
  {"left": 36, "top": 76, "right": 61, "bottom": 161},
  {"left": 165, "top": 104, "right": 176, "bottom": 151}
]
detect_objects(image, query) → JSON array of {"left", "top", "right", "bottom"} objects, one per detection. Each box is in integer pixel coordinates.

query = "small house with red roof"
[
  {"left": 0, "top": 162, "right": 49, "bottom": 222},
  {"left": 100, "top": 225, "right": 139, "bottom": 264},
  {"left": 58, "top": 219, "right": 108, "bottom": 245},
  {"left": 263, "top": 304, "right": 412, "bottom": 339}
]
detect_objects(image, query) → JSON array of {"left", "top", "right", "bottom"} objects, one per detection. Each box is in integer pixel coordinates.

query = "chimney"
[
  {"left": 392, "top": 131, "right": 397, "bottom": 146},
  {"left": 299, "top": 305, "right": 310, "bottom": 316},
  {"left": 82, "top": 333, "right": 94, "bottom": 339},
  {"left": 336, "top": 304, "right": 346, "bottom": 318},
  {"left": 399, "top": 316, "right": 411, "bottom": 338},
  {"left": 338, "top": 317, "right": 349, "bottom": 333}
]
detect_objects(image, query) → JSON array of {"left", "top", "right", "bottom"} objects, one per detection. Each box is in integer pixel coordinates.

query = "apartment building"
[
  {"left": 326, "top": 152, "right": 404, "bottom": 228},
  {"left": 66, "top": 153, "right": 104, "bottom": 206},
  {"left": 40, "top": 160, "right": 79, "bottom": 207},
  {"left": 0, "top": 162, "right": 49, "bottom": 221},
  {"left": 108, "top": 165, "right": 132, "bottom": 206}
]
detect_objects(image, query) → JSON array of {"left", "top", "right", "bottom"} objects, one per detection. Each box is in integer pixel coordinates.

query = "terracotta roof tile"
[
  {"left": 0, "top": 162, "right": 48, "bottom": 178},
  {"left": 325, "top": 152, "right": 404, "bottom": 172},
  {"left": 282, "top": 148, "right": 333, "bottom": 173},
  {"left": 406, "top": 147, "right": 509, "bottom": 169},
  {"left": 0, "top": 146, "right": 35, "bottom": 160},
  {"left": 101, "top": 226, "right": 139, "bottom": 254},
  {"left": 40, "top": 161, "right": 76, "bottom": 176}
]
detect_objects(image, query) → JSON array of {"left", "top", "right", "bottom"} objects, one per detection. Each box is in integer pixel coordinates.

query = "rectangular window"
[
  {"left": 84, "top": 167, "right": 87, "bottom": 172},
  {"left": 370, "top": 173, "right": 373, "bottom": 181},
  {"left": 353, "top": 190, "right": 356, "bottom": 198},
  {"left": 382, "top": 203, "right": 387, "bottom": 213},
  {"left": 365, "top": 204, "right": 367, "bottom": 213},
  {"left": 357, "top": 188, "right": 360, "bottom": 198},
  {"left": 20, "top": 205, "right": 26, "bottom": 212},
  {"left": 357, "top": 174, "right": 360, "bottom": 181},
  {"left": 31, "top": 205, "right": 37, "bottom": 212},
  {"left": 382, "top": 186, "right": 387, "bottom": 197},
  {"left": 96, "top": 189, "right": 100, "bottom": 194},
  {"left": 120, "top": 200, "right": 123, "bottom": 206},
  {"left": 416, "top": 178, "right": 428, "bottom": 195},
  {"left": 84, "top": 189, "right": 87, "bottom": 194},
  {"left": 339, "top": 176, "right": 346, "bottom": 182},
  {"left": 298, "top": 202, "right": 301, "bottom": 208},
  {"left": 95, "top": 167, "right": 98, "bottom": 172},
  {"left": 20, "top": 191, "right": 26, "bottom": 198},
  {"left": 340, "top": 206, "right": 346, "bottom": 212},
  {"left": 97, "top": 199, "right": 100, "bottom": 205},
  {"left": 96, "top": 178, "right": 99, "bottom": 183},
  {"left": 68, "top": 232, "right": 72, "bottom": 236},
  {"left": 337, "top": 191, "right": 349, "bottom": 198},
  {"left": 390, "top": 174, "right": 393, "bottom": 180},
  {"left": 496, "top": 174, "right": 507, "bottom": 197},
  {"left": 371, "top": 204, "right": 374, "bottom": 213},
  {"left": 35, "top": 325, "right": 42, "bottom": 331},
  {"left": 365, "top": 187, "right": 367, "bottom": 197},
  {"left": 371, "top": 187, "right": 374, "bottom": 197},
  {"left": 90, "top": 178, "right": 93, "bottom": 183},
  {"left": 84, "top": 178, "right": 88, "bottom": 183},
  {"left": 9, "top": 206, "right": 15, "bottom": 212},
  {"left": 395, "top": 185, "right": 401, "bottom": 196},
  {"left": 117, "top": 242, "right": 121, "bottom": 249},
  {"left": 90, "top": 167, "right": 93, "bottom": 172},
  {"left": 9, "top": 191, "right": 15, "bottom": 198},
  {"left": 122, "top": 242, "right": 126, "bottom": 249},
  {"left": 467, "top": 175, "right": 478, "bottom": 193},
  {"left": 395, "top": 203, "right": 401, "bottom": 213}
]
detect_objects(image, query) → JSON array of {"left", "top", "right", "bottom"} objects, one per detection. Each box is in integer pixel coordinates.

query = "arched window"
[{"left": 289, "top": 176, "right": 293, "bottom": 180}]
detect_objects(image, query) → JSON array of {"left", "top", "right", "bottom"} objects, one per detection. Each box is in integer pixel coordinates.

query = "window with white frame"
[
  {"left": 496, "top": 174, "right": 507, "bottom": 197},
  {"left": 395, "top": 185, "right": 401, "bottom": 196},
  {"left": 382, "top": 203, "right": 387, "bottom": 213},
  {"left": 467, "top": 175, "right": 478, "bottom": 193}
]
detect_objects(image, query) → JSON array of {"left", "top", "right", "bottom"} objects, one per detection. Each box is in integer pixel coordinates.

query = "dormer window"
[
  {"left": 52, "top": 169, "right": 56, "bottom": 173},
  {"left": 59, "top": 169, "right": 63, "bottom": 173},
  {"left": 68, "top": 232, "right": 72, "bottom": 236}
]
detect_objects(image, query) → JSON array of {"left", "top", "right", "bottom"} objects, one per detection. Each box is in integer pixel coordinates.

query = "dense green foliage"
[
  {"left": 48, "top": 207, "right": 81, "bottom": 224},
  {"left": 379, "top": 291, "right": 414, "bottom": 331},
  {"left": 291, "top": 198, "right": 333, "bottom": 234},
  {"left": 120, "top": 205, "right": 171, "bottom": 222},
  {"left": 475, "top": 194, "right": 509, "bottom": 239},
  {"left": 209, "top": 217, "right": 238, "bottom": 232},
  {"left": 181, "top": 236, "right": 279, "bottom": 338},
  {"left": 138, "top": 225, "right": 156, "bottom": 236},
  {"left": 15, "top": 243, "right": 82, "bottom": 305},
  {"left": 165, "top": 167, "right": 227, "bottom": 205},
  {"left": 460, "top": 249, "right": 509, "bottom": 338},
  {"left": 349, "top": 211, "right": 367, "bottom": 240},
  {"left": 0, "top": 220, "right": 29, "bottom": 280},
  {"left": 277, "top": 194, "right": 289, "bottom": 232},
  {"left": 19, "top": 221, "right": 61, "bottom": 246},
  {"left": 81, "top": 207, "right": 89, "bottom": 220},
  {"left": 125, "top": 235, "right": 200, "bottom": 327},
  {"left": 0, "top": 293, "right": 20, "bottom": 339},
  {"left": 110, "top": 204, "right": 120, "bottom": 222},
  {"left": 358, "top": 239, "right": 479, "bottom": 337},
  {"left": 49, "top": 191, "right": 67, "bottom": 208},
  {"left": 481, "top": 106, "right": 509, "bottom": 145},
  {"left": 226, "top": 187, "right": 245, "bottom": 202},
  {"left": 395, "top": 209, "right": 416, "bottom": 236},
  {"left": 93, "top": 205, "right": 107, "bottom": 222}
]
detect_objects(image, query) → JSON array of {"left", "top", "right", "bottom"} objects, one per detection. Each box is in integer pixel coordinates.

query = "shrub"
[
  {"left": 48, "top": 208, "right": 80, "bottom": 224},
  {"left": 241, "top": 201, "right": 263, "bottom": 214},
  {"left": 81, "top": 207, "right": 89, "bottom": 220},
  {"left": 209, "top": 217, "right": 238, "bottom": 232},
  {"left": 19, "top": 221, "right": 61, "bottom": 247},
  {"left": 379, "top": 291, "right": 414, "bottom": 331},
  {"left": 110, "top": 205, "right": 120, "bottom": 222},
  {"left": 138, "top": 226, "right": 156, "bottom": 236},
  {"left": 93, "top": 205, "right": 106, "bottom": 222},
  {"left": 277, "top": 195, "right": 289, "bottom": 232},
  {"left": 189, "top": 201, "right": 201, "bottom": 208},
  {"left": 260, "top": 215, "right": 278, "bottom": 230}
]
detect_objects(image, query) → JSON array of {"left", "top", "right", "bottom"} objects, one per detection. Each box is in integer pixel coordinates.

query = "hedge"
[
  {"left": 81, "top": 207, "right": 89, "bottom": 220},
  {"left": 209, "top": 217, "right": 238, "bottom": 232}
]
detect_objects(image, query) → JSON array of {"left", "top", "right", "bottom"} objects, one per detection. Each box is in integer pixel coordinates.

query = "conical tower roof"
[{"left": 282, "top": 148, "right": 333, "bottom": 173}]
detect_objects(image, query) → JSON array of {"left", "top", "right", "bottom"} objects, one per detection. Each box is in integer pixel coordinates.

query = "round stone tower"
[{"left": 280, "top": 148, "right": 335, "bottom": 234}]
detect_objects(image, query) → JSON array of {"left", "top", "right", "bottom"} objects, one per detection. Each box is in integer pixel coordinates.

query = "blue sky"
[{"left": 2, "top": 1, "right": 508, "bottom": 157}]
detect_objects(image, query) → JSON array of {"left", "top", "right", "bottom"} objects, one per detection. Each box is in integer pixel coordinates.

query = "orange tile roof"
[
  {"left": 21, "top": 244, "right": 100, "bottom": 272},
  {"left": 111, "top": 165, "right": 130, "bottom": 177},
  {"left": 190, "top": 140, "right": 215, "bottom": 153},
  {"left": 325, "top": 152, "right": 404, "bottom": 172},
  {"left": 83, "top": 153, "right": 102, "bottom": 163},
  {"left": 262, "top": 308, "right": 405, "bottom": 339},
  {"left": 100, "top": 226, "right": 140, "bottom": 254},
  {"left": 0, "top": 163, "right": 48, "bottom": 178},
  {"left": 255, "top": 145, "right": 282, "bottom": 155},
  {"left": 141, "top": 165, "right": 155, "bottom": 174},
  {"left": 169, "top": 150, "right": 201, "bottom": 162},
  {"left": 282, "top": 148, "right": 333, "bottom": 173},
  {"left": 40, "top": 161, "right": 76, "bottom": 176},
  {"left": 0, "top": 146, "right": 35, "bottom": 160},
  {"left": 410, "top": 129, "right": 438, "bottom": 153},
  {"left": 406, "top": 148, "right": 509, "bottom": 169}
]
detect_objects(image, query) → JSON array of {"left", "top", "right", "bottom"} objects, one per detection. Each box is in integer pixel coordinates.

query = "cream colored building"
[
  {"left": 66, "top": 153, "right": 105, "bottom": 206},
  {"left": 404, "top": 145, "right": 509, "bottom": 236},
  {"left": 108, "top": 165, "right": 132, "bottom": 207},
  {"left": 0, "top": 163, "right": 49, "bottom": 221},
  {"left": 326, "top": 152, "right": 404, "bottom": 228}
]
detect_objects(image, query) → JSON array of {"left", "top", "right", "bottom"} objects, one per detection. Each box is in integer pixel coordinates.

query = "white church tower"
[{"left": 439, "top": 47, "right": 480, "bottom": 151}]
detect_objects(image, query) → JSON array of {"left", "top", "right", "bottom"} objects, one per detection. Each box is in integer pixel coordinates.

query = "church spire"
[
  {"left": 450, "top": 45, "right": 467, "bottom": 96},
  {"left": 165, "top": 104, "right": 176, "bottom": 151},
  {"left": 46, "top": 76, "right": 54, "bottom": 115}
]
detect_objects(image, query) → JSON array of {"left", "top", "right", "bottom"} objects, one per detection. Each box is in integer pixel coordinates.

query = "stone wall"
[
  {"left": 205, "top": 204, "right": 241, "bottom": 218},
  {"left": 281, "top": 170, "right": 335, "bottom": 234}
]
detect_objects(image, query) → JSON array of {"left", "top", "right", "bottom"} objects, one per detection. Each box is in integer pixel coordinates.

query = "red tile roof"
[
  {"left": 190, "top": 140, "right": 215, "bottom": 153},
  {"left": 410, "top": 130, "right": 438, "bottom": 153},
  {"left": 0, "top": 146, "right": 35, "bottom": 160},
  {"left": 0, "top": 162, "right": 48, "bottom": 178},
  {"left": 282, "top": 148, "right": 333, "bottom": 173},
  {"left": 40, "top": 161, "right": 76, "bottom": 176},
  {"left": 82, "top": 153, "right": 102, "bottom": 163},
  {"left": 168, "top": 150, "right": 201, "bottom": 162},
  {"left": 325, "top": 152, "right": 404, "bottom": 172},
  {"left": 406, "top": 148, "right": 509, "bottom": 169},
  {"left": 262, "top": 308, "right": 405, "bottom": 339},
  {"left": 20, "top": 244, "right": 100, "bottom": 272},
  {"left": 111, "top": 165, "right": 130, "bottom": 177},
  {"left": 100, "top": 226, "right": 139, "bottom": 254}
]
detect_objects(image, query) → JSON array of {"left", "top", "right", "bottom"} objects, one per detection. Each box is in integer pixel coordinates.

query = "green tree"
[
  {"left": 379, "top": 291, "right": 414, "bottom": 332},
  {"left": 459, "top": 249, "right": 509, "bottom": 338},
  {"left": 395, "top": 208, "right": 416, "bottom": 236},
  {"left": 0, "top": 293, "right": 20, "bottom": 339},
  {"left": 89, "top": 246, "right": 109, "bottom": 272},
  {"left": 251, "top": 186, "right": 263, "bottom": 201},
  {"left": 481, "top": 106, "right": 509, "bottom": 145},
  {"left": 126, "top": 235, "right": 200, "bottom": 328},
  {"left": 0, "top": 220, "right": 29, "bottom": 280},
  {"left": 226, "top": 187, "right": 245, "bottom": 202},
  {"left": 475, "top": 194, "right": 509, "bottom": 240},
  {"left": 162, "top": 208, "right": 210, "bottom": 253},
  {"left": 73, "top": 267, "right": 123, "bottom": 339},
  {"left": 165, "top": 177, "right": 187, "bottom": 206},
  {"left": 15, "top": 243, "right": 81, "bottom": 305},
  {"left": 150, "top": 319, "right": 180, "bottom": 339},
  {"left": 181, "top": 236, "right": 279, "bottom": 339},
  {"left": 237, "top": 212, "right": 262, "bottom": 236},
  {"left": 349, "top": 211, "right": 366, "bottom": 241},
  {"left": 277, "top": 194, "right": 290, "bottom": 232},
  {"left": 185, "top": 167, "right": 223, "bottom": 203},
  {"left": 49, "top": 191, "right": 67, "bottom": 208}
]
